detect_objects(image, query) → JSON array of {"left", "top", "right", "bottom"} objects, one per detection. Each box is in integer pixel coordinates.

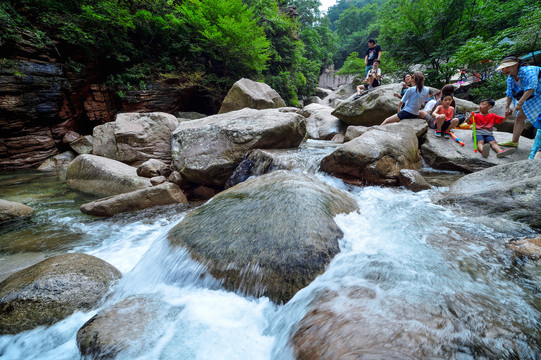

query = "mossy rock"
[{"left": 168, "top": 170, "right": 358, "bottom": 303}]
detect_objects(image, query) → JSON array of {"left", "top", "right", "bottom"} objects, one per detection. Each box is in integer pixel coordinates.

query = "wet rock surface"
[{"left": 0, "top": 253, "right": 121, "bottom": 335}]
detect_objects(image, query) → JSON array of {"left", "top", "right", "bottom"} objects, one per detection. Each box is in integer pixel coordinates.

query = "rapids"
[{"left": 0, "top": 143, "right": 539, "bottom": 359}]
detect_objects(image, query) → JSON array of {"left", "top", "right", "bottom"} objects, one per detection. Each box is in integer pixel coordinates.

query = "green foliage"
[
  {"left": 336, "top": 52, "right": 364, "bottom": 77},
  {"left": 176, "top": 0, "right": 270, "bottom": 78},
  {"left": 470, "top": 73, "right": 507, "bottom": 103}
]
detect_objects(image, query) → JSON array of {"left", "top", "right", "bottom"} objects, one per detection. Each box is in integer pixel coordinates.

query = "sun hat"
[{"left": 496, "top": 58, "right": 518, "bottom": 71}]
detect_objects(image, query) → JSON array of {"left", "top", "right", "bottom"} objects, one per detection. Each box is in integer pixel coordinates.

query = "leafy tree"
[
  {"left": 175, "top": 0, "right": 270, "bottom": 79},
  {"left": 335, "top": 51, "right": 364, "bottom": 77}
]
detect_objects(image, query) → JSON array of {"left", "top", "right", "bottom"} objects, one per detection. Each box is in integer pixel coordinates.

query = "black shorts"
[{"left": 397, "top": 109, "right": 418, "bottom": 120}]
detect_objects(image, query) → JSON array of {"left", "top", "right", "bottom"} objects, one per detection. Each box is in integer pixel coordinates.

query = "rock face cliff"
[{"left": 0, "top": 32, "right": 221, "bottom": 170}]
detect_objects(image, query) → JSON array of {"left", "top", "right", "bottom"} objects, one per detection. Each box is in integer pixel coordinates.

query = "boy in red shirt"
[{"left": 466, "top": 99, "right": 516, "bottom": 158}]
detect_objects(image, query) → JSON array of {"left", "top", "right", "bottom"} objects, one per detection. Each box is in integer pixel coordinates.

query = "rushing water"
[{"left": 0, "top": 146, "right": 540, "bottom": 359}]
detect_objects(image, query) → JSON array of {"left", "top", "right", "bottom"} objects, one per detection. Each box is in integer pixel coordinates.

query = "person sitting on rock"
[
  {"left": 394, "top": 73, "right": 413, "bottom": 99},
  {"left": 356, "top": 60, "right": 381, "bottom": 95},
  {"left": 433, "top": 93, "right": 460, "bottom": 138},
  {"left": 466, "top": 98, "right": 516, "bottom": 158},
  {"left": 381, "top": 71, "right": 430, "bottom": 125}
]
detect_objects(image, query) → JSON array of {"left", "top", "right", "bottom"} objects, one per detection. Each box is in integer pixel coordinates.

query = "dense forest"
[{"left": 1, "top": 0, "right": 540, "bottom": 105}]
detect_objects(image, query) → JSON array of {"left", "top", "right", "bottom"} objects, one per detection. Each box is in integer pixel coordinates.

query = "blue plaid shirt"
[{"left": 506, "top": 66, "right": 541, "bottom": 126}]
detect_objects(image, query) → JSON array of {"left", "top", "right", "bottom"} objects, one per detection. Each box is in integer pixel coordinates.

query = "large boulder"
[
  {"left": 92, "top": 112, "right": 179, "bottom": 166},
  {"left": 421, "top": 129, "right": 534, "bottom": 172},
  {"left": 168, "top": 171, "right": 359, "bottom": 303},
  {"left": 80, "top": 182, "right": 187, "bottom": 217},
  {"left": 218, "top": 78, "right": 286, "bottom": 114},
  {"left": 170, "top": 108, "right": 306, "bottom": 187},
  {"left": 302, "top": 103, "right": 347, "bottom": 140},
  {"left": 77, "top": 295, "right": 172, "bottom": 359},
  {"left": 67, "top": 154, "right": 151, "bottom": 197},
  {"left": 0, "top": 253, "right": 121, "bottom": 335},
  {"left": 331, "top": 84, "right": 400, "bottom": 126},
  {"left": 439, "top": 160, "right": 541, "bottom": 229},
  {"left": 0, "top": 199, "right": 34, "bottom": 223},
  {"left": 37, "top": 151, "right": 76, "bottom": 171},
  {"left": 320, "top": 123, "right": 421, "bottom": 186},
  {"left": 290, "top": 282, "right": 528, "bottom": 360}
]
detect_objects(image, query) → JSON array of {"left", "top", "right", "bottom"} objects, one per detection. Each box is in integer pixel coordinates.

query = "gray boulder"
[
  {"left": 37, "top": 151, "right": 76, "bottom": 171},
  {"left": 439, "top": 159, "right": 541, "bottom": 229},
  {"left": 344, "top": 125, "right": 371, "bottom": 142},
  {"left": 171, "top": 107, "right": 306, "bottom": 187},
  {"left": 219, "top": 78, "right": 286, "bottom": 114},
  {"left": 421, "top": 129, "right": 534, "bottom": 172},
  {"left": 77, "top": 295, "right": 173, "bottom": 359},
  {"left": 398, "top": 169, "right": 431, "bottom": 192},
  {"left": 302, "top": 103, "right": 347, "bottom": 140},
  {"left": 320, "top": 123, "right": 421, "bottom": 186},
  {"left": 0, "top": 199, "right": 34, "bottom": 223},
  {"left": 168, "top": 171, "right": 359, "bottom": 303},
  {"left": 92, "top": 112, "right": 179, "bottom": 165},
  {"left": 136, "top": 158, "right": 168, "bottom": 178},
  {"left": 80, "top": 182, "right": 187, "bottom": 217},
  {"left": 331, "top": 84, "right": 400, "bottom": 126},
  {"left": 69, "top": 135, "right": 93, "bottom": 155},
  {"left": 0, "top": 253, "right": 121, "bottom": 335},
  {"left": 67, "top": 154, "right": 151, "bottom": 197}
]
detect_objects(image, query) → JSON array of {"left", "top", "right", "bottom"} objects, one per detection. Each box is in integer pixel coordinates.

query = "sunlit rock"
[
  {"left": 0, "top": 253, "right": 121, "bottom": 335},
  {"left": 92, "top": 112, "right": 179, "bottom": 166},
  {"left": 168, "top": 171, "right": 359, "bottom": 303},
  {"left": 80, "top": 182, "right": 187, "bottom": 217},
  {"left": 398, "top": 169, "right": 431, "bottom": 192},
  {"left": 440, "top": 159, "right": 541, "bottom": 229},
  {"left": 421, "top": 129, "right": 534, "bottom": 172},
  {"left": 170, "top": 108, "right": 306, "bottom": 187},
  {"left": 331, "top": 84, "right": 400, "bottom": 126},
  {"left": 67, "top": 154, "right": 151, "bottom": 197},
  {"left": 302, "top": 103, "right": 347, "bottom": 140},
  {"left": 0, "top": 198, "right": 34, "bottom": 223},
  {"left": 321, "top": 122, "right": 421, "bottom": 186},
  {"left": 218, "top": 78, "right": 285, "bottom": 114}
]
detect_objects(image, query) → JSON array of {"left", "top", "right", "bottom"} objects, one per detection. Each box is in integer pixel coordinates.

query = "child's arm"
[
  {"left": 433, "top": 105, "right": 442, "bottom": 115},
  {"left": 466, "top": 111, "right": 475, "bottom": 124}
]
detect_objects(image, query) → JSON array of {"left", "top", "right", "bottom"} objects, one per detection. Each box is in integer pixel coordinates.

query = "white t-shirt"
[
  {"left": 423, "top": 99, "right": 437, "bottom": 112},
  {"left": 366, "top": 67, "right": 381, "bottom": 80}
]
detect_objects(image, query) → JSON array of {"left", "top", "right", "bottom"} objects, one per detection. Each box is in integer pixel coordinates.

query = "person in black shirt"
[{"left": 364, "top": 39, "right": 382, "bottom": 76}]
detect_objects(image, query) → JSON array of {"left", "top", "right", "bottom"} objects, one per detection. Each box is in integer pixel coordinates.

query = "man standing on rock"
[{"left": 364, "top": 39, "right": 382, "bottom": 76}]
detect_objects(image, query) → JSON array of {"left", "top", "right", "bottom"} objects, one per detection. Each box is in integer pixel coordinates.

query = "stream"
[{"left": 0, "top": 141, "right": 540, "bottom": 359}]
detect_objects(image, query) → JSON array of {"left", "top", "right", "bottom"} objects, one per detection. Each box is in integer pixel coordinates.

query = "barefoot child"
[
  {"left": 466, "top": 99, "right": 516, "bottom": 158},
  {"left": 433, "top": 93, "right": 459, "bottom": 138}
]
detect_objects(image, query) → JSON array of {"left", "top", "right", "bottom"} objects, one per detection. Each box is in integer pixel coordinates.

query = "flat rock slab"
[{"left": 421, "top": 129, "right": 534, "bottom": 172}]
